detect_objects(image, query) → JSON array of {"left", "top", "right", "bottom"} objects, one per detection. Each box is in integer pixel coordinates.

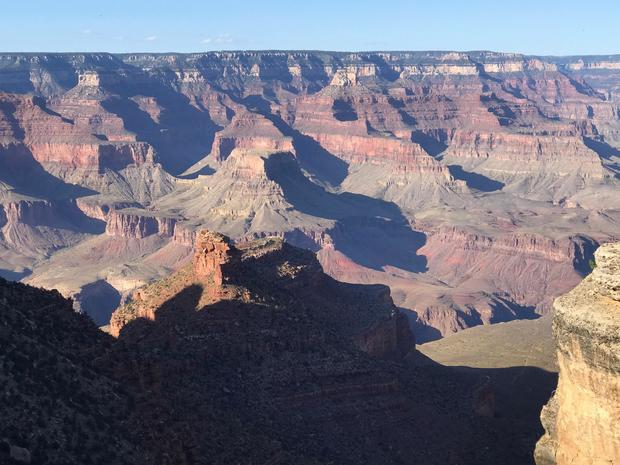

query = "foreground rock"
[
  {"left": 0, "top": 278, "right": 140, "bottom": 464},
  {"left": 2, "top": 230, "right": 553, "bottom": 464},
  {"left": 535, "top": 243, "right": 620, "bottom": 465}
]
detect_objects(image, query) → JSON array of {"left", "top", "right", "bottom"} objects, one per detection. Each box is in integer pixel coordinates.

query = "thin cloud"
[
  {"left": 216, "top": 33, "right": 233, "bottom": 44},
  {"left": 82, "top": 29, "right": 92, "bottom": 35},
  {"left": 145, "top": 35, "right": 157, "bottom": 41},
  {"left": 200, "top": 33, "right": 236, "bottom": 46}
]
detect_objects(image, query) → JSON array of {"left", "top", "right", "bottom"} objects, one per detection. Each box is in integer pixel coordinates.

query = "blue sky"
[{"left": 1, "top": 0, "right": 619, "bottom": 55}]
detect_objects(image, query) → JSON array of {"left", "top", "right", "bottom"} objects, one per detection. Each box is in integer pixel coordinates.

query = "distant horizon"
[
  {"left": 2, "top": 0, "right": 619, "bottom": 56},
  {"left": 1, "top": 50, "right": 620, "bottom": 59}
]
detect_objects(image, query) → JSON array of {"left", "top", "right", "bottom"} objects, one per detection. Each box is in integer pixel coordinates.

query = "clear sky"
[{"left": 1, "top": 0, "right": 618, "bottom": 56}]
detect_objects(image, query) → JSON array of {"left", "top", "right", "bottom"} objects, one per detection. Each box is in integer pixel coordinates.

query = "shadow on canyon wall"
[
  {"left": 407, "top": 299, "right": 541, "bottom": 344},
  {"left": 583, "top": 136, "right": 620, "bottom": 179},
  {"left": 264, "top": 151, "right": 428, "bottom": 272},
  {"left": 0, "top": 142, "right": 97, "bottom": 200},
  {"left": 77, "top": 280, "right": 121, "bottom": 326},
  {"left": 447, "top": 164, "right": 505, "bottom": 192},
  {"left": 240, "top": 95, "right": 350, "bottom": 187},
  {"left": 410, "top": 351, "right": 557, "bottom": 465},
  {"left": 411, "top": 130, "right": 448, "bottom": 157},
  {"left": 0, "top": 268, "right": 31, "bottom": 281},
  {"left": 100, "top": 75, "right": 220, "bottom": 175},
  {"left": 327, "top": 217, "right": 427, "bottom": 273}
]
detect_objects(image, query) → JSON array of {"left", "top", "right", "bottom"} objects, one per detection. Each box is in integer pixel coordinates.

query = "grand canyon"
[
  {"left": 0, "top": 51, "right": 618, "bottom": 338},
  {"left": 1, "top": 49, "right": 619, "bottom": 464}
]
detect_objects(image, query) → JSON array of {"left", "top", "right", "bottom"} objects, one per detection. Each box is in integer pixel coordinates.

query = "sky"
[{"left": 1, "top": 0, "right": 619, "bottom": 56}]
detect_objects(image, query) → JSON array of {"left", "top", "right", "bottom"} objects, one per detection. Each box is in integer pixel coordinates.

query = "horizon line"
[{"left": 1, "top": 49, "right": 620, "bottom": 59}]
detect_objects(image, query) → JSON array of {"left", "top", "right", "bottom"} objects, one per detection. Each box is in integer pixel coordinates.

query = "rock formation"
[
  {"left": 111, "top": 229, "right": 413, "bottom": 361},
  {"left": 0, "top": 51, "right": 617, "bottom": 339},
  {"left": 192, "top": 230, "right": 239, "bottom": 285},
  {"left": 535, "top": 242, "right": 620, "bottom": 465}
]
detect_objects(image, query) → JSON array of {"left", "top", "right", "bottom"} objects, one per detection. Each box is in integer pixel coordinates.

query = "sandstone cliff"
[{"left": 535, "top": 243, "right": 620, "bottom": 465}]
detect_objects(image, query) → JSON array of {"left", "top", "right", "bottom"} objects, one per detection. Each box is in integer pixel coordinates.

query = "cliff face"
[
  {"left": 210, "top": 110, "right": 294, "bottom": 161},
  {"left": 408, "top": 228, "right": 596, "bottom": 337},
  {"left": 0, "top": 92, "right": 154, "bottom": 173},
  {"left": 535, "top": 243, "right": 620, "bottom": 465},
  {"left": 104, "top": 209, "right": 177, "bottom": 239}
]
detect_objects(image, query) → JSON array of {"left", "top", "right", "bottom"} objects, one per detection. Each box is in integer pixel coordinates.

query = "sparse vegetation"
[{"left": 589, "top": 258, "right": 597, "bottom": 270}]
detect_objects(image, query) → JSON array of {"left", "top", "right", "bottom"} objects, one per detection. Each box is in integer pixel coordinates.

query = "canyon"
[{"left": 0, "top": 51, "right": 619, "bottom": 340}]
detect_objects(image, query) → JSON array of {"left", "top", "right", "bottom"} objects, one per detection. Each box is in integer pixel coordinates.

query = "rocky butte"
[
  {"left": 535, "top": 242, "right": 620, "bottom": 465},
  {"left": 110, "top": 229, "right": 414, "bottom": 360}
]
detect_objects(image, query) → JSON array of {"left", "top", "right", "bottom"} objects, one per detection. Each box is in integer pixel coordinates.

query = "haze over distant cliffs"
[{"left": 0, "top": 50, "right": 619, "bottom": 339}]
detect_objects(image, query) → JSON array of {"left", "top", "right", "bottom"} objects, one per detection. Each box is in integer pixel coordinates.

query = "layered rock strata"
[
  {"left": 0, "top": 50, "right": 618, "bottom": 337},
  {"left": 535, "top": 243, "right": 620, "bottom": 465}
]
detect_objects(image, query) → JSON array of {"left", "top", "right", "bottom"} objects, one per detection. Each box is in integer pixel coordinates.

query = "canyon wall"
[
  {"left": 535, "top": 243, "right": 620, "bottom": 465},
  {"left": 0, "top": 50, "right": 618, "bottom": 337}
]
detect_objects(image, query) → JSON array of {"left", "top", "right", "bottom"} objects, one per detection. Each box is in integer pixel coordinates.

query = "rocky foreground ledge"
[{"left": 535, "top": 243, "right": 620, "bottom": 465}]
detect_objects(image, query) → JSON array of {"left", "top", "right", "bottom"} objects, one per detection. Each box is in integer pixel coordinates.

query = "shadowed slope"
[{"left": 1, "top": 231, "right": 559, "bottom": 464}]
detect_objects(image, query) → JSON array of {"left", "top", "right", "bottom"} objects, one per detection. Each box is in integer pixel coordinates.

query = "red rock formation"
[
  {"left": 1, "top": 200, "right": 59, "bottom": 226},
  {"left": 193, "top": 230, "right": 238, "bottom": 285},
  {"left": 75, "top": 198, "right": 110, "bottom": 221},
  {"left": 446, "top": 130, "right": 604, "bottom": 175},
  {"left": 172, "top": 223, "right": 197, "bottom": 247},
  {"left": 211, "top": 110, "right": 293, "bottom": 161},
  {"left": 105, "top": 209, "right": 178, "bottom": 239},
  {"left": 418, "top": 226, "right": 595, "bottom": 316},
  {"left": 311, "top": 132, "right": 449, "bottom": 173},
  {"left": 111, "top": 230, "right": 413, "bottom": 362},
  {"left": 0, "top": 92, "right": 155, "bottom": 172}
]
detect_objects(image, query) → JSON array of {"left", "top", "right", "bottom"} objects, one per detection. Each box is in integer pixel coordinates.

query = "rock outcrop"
[
  {"left": 111, "top": 229, "right": 413, "bottom": 361},
  {"left": 210, "top": 111, "right": 294, "bottom": 161},
  {"left": 535, "top": 243, "right": 620, "bottom": 465},
  {"left": 104, "top": 208, "right": 177, "bottom": 239},
  {"left": 192, "top": 230, "right": 239, "bottom": 285}
]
